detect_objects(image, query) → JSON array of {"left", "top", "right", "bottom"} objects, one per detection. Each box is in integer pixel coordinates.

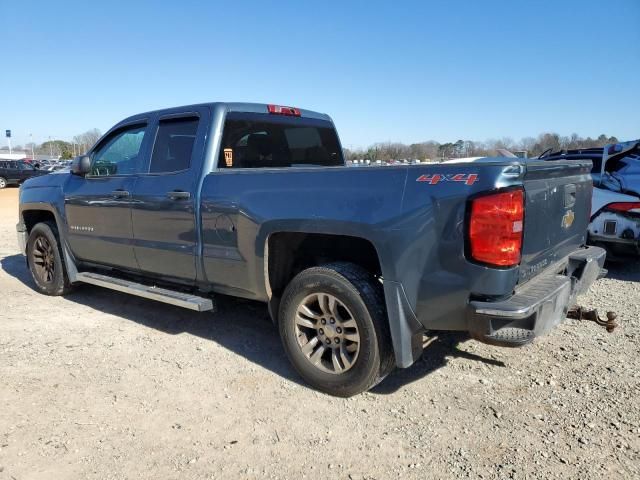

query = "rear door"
[
  {"left": 65, "top": 122, "right": 151, "bottom": 270},
  {"left": 518, "top": 160, "right": 593, "bottom": 283},
  {"left": 130, "top": 107, "right": 210, "bottom": 281}
]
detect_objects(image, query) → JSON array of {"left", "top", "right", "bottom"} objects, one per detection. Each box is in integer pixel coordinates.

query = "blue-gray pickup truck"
[{"left": 16, "top": 102, "right": 606, "bottom": 396}]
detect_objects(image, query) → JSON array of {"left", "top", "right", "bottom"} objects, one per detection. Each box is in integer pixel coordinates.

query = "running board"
[{"left": 75, "top": 272, "right": 214, "bottom": 311}]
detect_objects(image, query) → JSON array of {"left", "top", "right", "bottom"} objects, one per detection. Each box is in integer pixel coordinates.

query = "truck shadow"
[
  {"left": 2, "top": 253, "right": 504, "bottom": 396},
  {"left": 604, "top": 259, "right": 640, "bottom": 282},
  {"left": 371, "top": 333, "right": 505, "bottom": 394}
]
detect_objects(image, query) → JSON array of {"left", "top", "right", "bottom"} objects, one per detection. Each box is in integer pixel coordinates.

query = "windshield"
[{"left": 219, "top": 112, "right": 344, "bottom": 169}]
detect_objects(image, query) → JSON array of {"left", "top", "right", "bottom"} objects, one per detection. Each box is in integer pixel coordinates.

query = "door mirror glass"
[{"left": 71, "top": 156, "right": 91, "bottom": 176}]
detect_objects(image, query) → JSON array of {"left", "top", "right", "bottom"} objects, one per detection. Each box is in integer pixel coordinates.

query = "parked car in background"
[
  {"left": 543, "top": 140, "right": 640, "bottom": 259},
  {"left": 0, "top": 160, "right": 49, "bottom": 188}
]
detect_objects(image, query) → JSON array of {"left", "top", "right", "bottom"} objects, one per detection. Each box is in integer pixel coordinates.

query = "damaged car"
[{"left": 543, "top": 140, "right": 640, "bottom": 259}]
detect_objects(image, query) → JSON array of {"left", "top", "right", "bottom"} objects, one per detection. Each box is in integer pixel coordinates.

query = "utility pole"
[
  {"left": 30, "top": 133, "right": 34, "bottom": 160},
  {"left": 48, "top": 136, "right": 53, "bottom": 157}
]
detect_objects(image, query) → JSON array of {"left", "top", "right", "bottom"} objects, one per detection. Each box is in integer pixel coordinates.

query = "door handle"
[
  {"left": 167, "top": 190, "right": 191, "bottom": 200},
  {"left": 111, "top": 190, "right": 130, "bottom": 198}
]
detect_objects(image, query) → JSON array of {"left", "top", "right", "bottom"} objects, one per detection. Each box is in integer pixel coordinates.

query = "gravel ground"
[{"left": 0, "top": 187, "right": 638, "bottom": 479}]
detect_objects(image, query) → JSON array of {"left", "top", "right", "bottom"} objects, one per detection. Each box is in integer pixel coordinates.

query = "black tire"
[
  {"left": 0, "top": 177, "right": 7, "bottom": 189},
  {"left": 279, "top": 262, "right": 394, "bottom": 397},
  {"left": 26, "top": 221, "right": 73, "bottom": 296}
]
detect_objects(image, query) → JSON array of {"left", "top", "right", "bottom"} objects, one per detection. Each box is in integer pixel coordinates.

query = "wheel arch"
[
  {"left": 263, "top": 229, "right": 424, "bottom": 368},
  {"left": 19, "top": 202, "right": 78, "bottom": 282}
]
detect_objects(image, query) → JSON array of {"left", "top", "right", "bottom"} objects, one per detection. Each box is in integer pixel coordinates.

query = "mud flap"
[{"left": 383, "top": 280, "right": 424, "bottom": 368}]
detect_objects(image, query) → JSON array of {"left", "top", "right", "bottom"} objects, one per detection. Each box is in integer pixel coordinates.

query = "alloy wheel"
[
  {"left": 294, "top": 292, "right": 361, "bottom": 374},
  {"left": 31, "top": 235, "right": 55, "bottom": 284}
]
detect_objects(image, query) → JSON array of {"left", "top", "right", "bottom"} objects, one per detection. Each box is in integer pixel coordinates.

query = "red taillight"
[
  {"left": 469, "top": 189, "right": 524, "bottom": 267},
  {"left": 604, "top": 202, "right": 640, "bottom": 214},
  {"left": 267, "top": 104, "right": 301, "bottom": 116}
]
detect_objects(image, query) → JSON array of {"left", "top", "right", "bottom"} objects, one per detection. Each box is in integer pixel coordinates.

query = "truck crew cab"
[{"left": 17, "top": 102, "right": 606, "bottom": 396}]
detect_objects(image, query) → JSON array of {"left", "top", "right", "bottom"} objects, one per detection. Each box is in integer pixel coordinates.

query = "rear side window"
[
  {"left": 149, "top": 117, "right": 199, "bottom": 173},
  {"left": 219, "top": 113, "right": 343, "bottom": 169}
]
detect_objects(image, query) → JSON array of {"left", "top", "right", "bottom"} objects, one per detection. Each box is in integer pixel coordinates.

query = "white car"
[{"left": 589, "top": 187, "right": 640, "bottom": 259}]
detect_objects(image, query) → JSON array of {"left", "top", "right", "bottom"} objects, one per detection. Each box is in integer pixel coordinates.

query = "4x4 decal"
[{"left": 416, "top": 173, "right": 478, "bottom": 185}]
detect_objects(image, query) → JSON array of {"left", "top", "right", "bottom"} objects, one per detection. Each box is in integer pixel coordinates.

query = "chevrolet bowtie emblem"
[{"left": 562, "top": 209, "right": 575, "bottom": 229}]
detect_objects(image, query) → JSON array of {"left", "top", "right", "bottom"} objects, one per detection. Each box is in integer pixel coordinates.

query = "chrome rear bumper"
[{"left": 467, "top": 246, "right": 606, "bottom": 347}]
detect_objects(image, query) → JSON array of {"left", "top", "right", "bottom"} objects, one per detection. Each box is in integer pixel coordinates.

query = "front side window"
[
  {"left": 218, "top": 113, "right": 343, "bottom": 169},
  {"left": 91, "top": 125, "right": 146, "bottom": 176},
  {"left": 149, "top": 117, "right": 199, "bottom": 173}
]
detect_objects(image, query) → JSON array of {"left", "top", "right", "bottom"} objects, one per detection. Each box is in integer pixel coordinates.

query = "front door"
[
  {"left": 131, "top": 109, "right": 209, "bottom": 281},
  {"left": 65, "top": 122, "right": 150, "bottom": 270}
]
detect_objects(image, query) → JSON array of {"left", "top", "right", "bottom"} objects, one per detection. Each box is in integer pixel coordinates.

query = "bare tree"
[{"left": 73, "top": 128, "right": 102, "bottom": 154}]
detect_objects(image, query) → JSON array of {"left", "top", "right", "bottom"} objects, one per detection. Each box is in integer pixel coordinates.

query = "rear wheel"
[
  {"left": 26, "top": 222, "right": 73, "bottom": 296},
  {"left": 0, "top": 177, "right": 7, "bottom": 189},
  {"left": 279, "top": 262, "right": 394, "bottom": 397}
]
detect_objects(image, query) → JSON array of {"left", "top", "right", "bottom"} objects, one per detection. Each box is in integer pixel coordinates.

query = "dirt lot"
[{"left": 0, "top": 186, "right": 638, "bottom": 480}]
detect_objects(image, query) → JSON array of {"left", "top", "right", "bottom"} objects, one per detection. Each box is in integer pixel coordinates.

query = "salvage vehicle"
[
  {"left": 543, "top": 140, "right": 640, "bottom": 259},
  {"left": 17, "top": 102, "right": 606, "bottom": 396},
  {"left": 0, "top": 160, "right": 48, "bottom": 188}
]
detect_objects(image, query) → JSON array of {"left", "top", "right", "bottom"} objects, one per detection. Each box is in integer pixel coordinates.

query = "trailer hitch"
[{"left": 566, "top": 306, "right": 618, "bottom": 333}]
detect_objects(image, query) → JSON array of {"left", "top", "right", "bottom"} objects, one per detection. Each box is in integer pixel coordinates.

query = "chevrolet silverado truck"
[{"left": 16, "top": 102, "right": 606, "bottom": 396}]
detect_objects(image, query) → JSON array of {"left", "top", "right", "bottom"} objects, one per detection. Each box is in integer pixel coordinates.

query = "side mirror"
[{"left": 71, "top": 156, "right": 91, "bottom": 176}]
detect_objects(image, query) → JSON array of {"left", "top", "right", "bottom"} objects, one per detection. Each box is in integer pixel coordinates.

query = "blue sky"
[{"left": 1, "top": 0, "right": 638, "bottom": 149}]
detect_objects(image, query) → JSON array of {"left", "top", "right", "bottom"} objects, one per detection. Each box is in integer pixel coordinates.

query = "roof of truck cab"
[{"left": 116, "top": 102, "right": 332, "bottom": 126}]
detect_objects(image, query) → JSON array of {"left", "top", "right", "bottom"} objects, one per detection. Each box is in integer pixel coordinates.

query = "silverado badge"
[{"left": 562, "top": 209, "right": 575, "bottom": 229}]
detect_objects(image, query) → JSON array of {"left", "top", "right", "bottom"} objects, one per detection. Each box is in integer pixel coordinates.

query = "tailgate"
[{"left": 519, "top": 160, "right": 593, "bottom": 284}]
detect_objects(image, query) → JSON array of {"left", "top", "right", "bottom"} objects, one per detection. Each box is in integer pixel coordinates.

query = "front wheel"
[
  {"left": 279, "top": 262, "right": 394, "bottom": 397},
  {"left": 0, "top": 177, "right": 7, "bottom": 189},
  {"left": 26, "top": 221, "right": 73, "bottom": 296}
]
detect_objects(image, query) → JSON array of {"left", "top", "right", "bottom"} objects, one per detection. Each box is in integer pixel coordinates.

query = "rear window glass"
[{"left": 218, "top": 113, "right": 343, "bottom": 168}]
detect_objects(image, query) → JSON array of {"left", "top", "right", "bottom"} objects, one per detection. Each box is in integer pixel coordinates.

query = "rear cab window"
[{"left": 218, "top": 112, "right": 343, "bottom": 169}]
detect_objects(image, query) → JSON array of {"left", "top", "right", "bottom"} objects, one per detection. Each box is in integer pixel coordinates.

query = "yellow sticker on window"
[{"left": 224, "top": 148, "right": 233, "bottom": 167}]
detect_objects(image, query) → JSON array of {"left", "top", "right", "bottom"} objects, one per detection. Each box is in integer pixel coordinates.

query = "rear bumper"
[
  {"left": 467, "top": 246, "right": 606, "bottom": 347},
  {"left": 16, "top": 222, "right": 28, "bottom": 255}
]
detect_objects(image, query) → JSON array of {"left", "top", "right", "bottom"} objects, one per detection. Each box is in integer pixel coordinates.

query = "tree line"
[
  {"left": 2, "top": 129, "right": 623, "bottom": 162},
  {"left": 345, "top": 132, "right": 621, "bottom": 162},
  {"left": 1, "top": 129, "right": 102, "bottom": 159}
]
